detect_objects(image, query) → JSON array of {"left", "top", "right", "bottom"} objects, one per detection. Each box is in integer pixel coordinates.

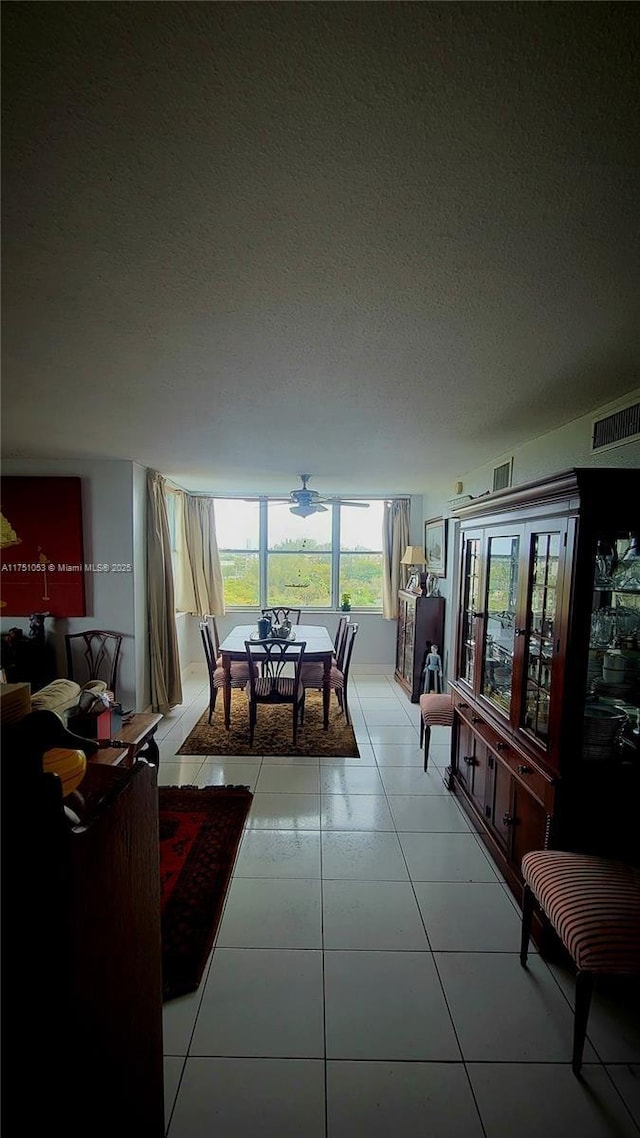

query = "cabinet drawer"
[
  {"left": 497, "top": 746, "right": 551, "bottom": 807},
  {"left": 453, "top": 697, "right": 552, "bottom": 808}
]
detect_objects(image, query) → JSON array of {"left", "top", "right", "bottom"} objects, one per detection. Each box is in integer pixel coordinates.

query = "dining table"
[{"left": 217, "top": 623, "right": 335, "bottom": 731}]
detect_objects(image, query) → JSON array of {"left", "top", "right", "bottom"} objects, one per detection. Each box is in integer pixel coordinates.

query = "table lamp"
[{"left": 400, "top": 545, "right": 428, "bottom": 595}]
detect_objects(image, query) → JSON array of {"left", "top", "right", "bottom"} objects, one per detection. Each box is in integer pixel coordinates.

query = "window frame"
[{"left": 215, "top": 496, "right": 386, "bottom": 611}]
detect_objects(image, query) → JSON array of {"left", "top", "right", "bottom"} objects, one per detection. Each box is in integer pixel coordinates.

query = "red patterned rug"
[{"left": 159, "top": 784, "right": 252, "bottom": 1001}]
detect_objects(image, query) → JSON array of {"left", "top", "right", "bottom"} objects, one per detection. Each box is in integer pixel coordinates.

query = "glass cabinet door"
[
  {"left": 522, "top": 531, "right": 561, "bottom": 743},
  {"left": 481, "top": 533, "right": 520, "bottom": 715},
  {"left": 585, "top": 528, "right": 640, "bottom": 764},
  {"left": 459, "top": 534, "right": 481, "bottom": 687}
]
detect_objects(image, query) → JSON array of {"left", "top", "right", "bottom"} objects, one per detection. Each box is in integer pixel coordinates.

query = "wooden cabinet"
[
  {"left": 449, "top": 468, "right": 640, "bottom": 906},
  {"left": 0, "top": 626, "right": 56, "bottom": 690},
  {"left": 5, "top": 759, "right": 165, "bottom": 1135},
  {"left": 395, "top": 592, "right": 445, "bottom": 701}
]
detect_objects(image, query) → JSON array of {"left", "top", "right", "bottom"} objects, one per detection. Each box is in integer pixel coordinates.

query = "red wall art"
[{"left": 0, "top": 476, "right": 86, "bottom": 616}]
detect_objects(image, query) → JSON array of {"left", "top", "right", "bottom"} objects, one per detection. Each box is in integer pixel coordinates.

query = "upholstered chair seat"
[{"left": 418, "top": 693, "right": 454, "bottom": 770}]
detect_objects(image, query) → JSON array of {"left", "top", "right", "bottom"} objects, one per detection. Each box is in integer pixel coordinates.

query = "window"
[
  {"left": 214, "top": 500, "right": 260, "bottom": 606},
  {"left": 267, "top": 502, "right": 333, "bottom": 606},
  {"left": 339, "top": 500, "right": 384, "bottom": 608},
  {"left": 214, "top": 497, "right": 384, "bottom": 609}
]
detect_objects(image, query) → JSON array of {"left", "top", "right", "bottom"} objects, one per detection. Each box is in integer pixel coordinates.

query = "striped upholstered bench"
[
  {"left": 520, "top": 849, "right": 640, "bottom": 1074},
  {"left": 418, "top": 693, "right": 454, "bottom": 771}
]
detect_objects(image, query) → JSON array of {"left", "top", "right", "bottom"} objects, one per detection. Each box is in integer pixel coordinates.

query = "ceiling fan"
[{"left": 273, "top": 475, "right": 370, "bottom": 518}]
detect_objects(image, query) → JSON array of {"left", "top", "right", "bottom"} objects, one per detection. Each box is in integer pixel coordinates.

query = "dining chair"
[
  {"left": 261, "top": 607, "right": 302, "bottom": 626},
  {"left": 301, "top": 622, "right": 358, "bottom": 726},
  {"left": 199, "top": 619, "right": 255, "bottom": 725},
  {"left": 65, "top": 630, "right": 123, "bottom": 701},
  {"left": 244, "top": 637, "right": 307, "bottom": 747}
]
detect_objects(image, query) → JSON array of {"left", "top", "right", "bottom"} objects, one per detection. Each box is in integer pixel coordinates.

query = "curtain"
[
  {"left": 175, "top": 493, "right": 225, "bottom": 617},
  {"left": 382, "top": 498, "right": 410, "bottom": 619},
  {"left": 147, "top": 470, "right": 183, "bottom": 714}
]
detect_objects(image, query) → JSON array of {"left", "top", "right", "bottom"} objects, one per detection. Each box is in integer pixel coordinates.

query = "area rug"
[
  {"left": 159, "top": 784, "right": 252, "bottom": 1001},
  {"left": 177, "top": 688, "right": 360, "bottom": 758}
]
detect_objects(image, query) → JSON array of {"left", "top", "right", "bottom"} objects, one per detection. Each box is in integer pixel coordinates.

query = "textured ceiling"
[{"left": 2, "top": 2, "right": 639, "bottom": 497}]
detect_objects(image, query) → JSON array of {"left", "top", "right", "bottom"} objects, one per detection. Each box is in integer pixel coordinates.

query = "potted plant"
[{"left": 340, "top": 592, "right": 351, "bottom": 612}]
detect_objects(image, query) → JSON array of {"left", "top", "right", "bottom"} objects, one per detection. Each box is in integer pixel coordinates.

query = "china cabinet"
[
  {"left": 449, "top": 468, "right": 640, "bottom": 905},
  {"left": 395, "top": 592, "right": 445, "bottom": 701}
]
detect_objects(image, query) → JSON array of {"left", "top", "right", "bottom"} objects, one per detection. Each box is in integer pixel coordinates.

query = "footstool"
[{"left": 520, "top": 849, "right": 640, "bottom": 1074}]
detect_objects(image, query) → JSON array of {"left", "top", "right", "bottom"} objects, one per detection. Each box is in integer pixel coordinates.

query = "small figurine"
[
  {"left": 425, "top": 573, "right": 440, "bottom": 597},
  {"left": 424, "top": 644, "right": 442, "bottom": 693}
]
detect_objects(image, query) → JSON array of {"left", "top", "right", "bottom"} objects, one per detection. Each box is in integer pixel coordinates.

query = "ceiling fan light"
[{"left": 290, "top": 504, "right": 315, "bottom": 517}]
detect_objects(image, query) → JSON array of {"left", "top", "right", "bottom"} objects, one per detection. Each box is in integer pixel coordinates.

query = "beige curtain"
[
  {"left": 147, "top": 470, "right": 183, "bottom": 714},
  {"left": 382, "top": 498, "right": 411, "bottom": 619},
  {"left": 175, "top": 493, "right": 225, "bottom": 617}
]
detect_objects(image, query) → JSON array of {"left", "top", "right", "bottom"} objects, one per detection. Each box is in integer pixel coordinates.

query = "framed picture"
[
  {"left": 424, "top": 517, "right": 447, "bottom": 578},
  {"left": 0, "top": 476, "right": 86, "bottom": 615}
]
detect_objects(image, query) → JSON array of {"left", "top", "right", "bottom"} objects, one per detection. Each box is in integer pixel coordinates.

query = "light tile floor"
[{"left": 158, "top": 665, "right": 640, "bottom": 1138}]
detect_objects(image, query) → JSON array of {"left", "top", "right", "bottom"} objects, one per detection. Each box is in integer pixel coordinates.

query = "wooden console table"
[
  {"left": 90, "top": 712, "right": 162, "bottom": 768},
  {"left": 5, "top": 760, "right": 165, "bottom": 1135}
]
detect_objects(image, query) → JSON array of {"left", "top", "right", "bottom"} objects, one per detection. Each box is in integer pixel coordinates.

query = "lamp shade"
[{"left": 400, "top": 545, "right": 426, "bottom": 566}]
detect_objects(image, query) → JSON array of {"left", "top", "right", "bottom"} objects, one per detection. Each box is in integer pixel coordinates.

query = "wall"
[
  {"left": 422, "top": 388, "right": 640, "bottom": 686},
  {"left": 176, "top": 612, "right": 192, "bottom": 678},
  {"left": 458, "top": 388, "right": 640, "bottom": 501},
  {"left": 1, "top": 458, "right": 142, "bottom": 710}
]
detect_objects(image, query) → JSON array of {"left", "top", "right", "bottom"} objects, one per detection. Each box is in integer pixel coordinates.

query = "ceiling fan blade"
[{"left": 339, "top": 500, "right": 370, "bottom": 508}]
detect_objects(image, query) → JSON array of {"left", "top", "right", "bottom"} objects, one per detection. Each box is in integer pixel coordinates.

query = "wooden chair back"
[
  {"left": 261, "top": 607, "right": 302, "bottom": 627},
  {"left": 199, "top": 620, "right": 218, "bottom": 679},
  {"left": 334, "top": 615, "right": 351, "bottom": 668},
  {"left": 65, "top": 630, "right": 123, "bottom": 699},
  {"left": 202, "top": 614, "right": 222, "bottom": 658},
  {"left": 245, "top": 638, "right": 307, "bottom": 698}
]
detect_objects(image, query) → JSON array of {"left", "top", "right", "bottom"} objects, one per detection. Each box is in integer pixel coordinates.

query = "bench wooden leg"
[
  {"left": 572, "top": 971, "right": 593, "bottom": 1076},
  {"left": 423, "top": 724, "right": 431, "bottom": 772},
  {"left": 520, "top": 884, "right": 535, "bottom": 966}
]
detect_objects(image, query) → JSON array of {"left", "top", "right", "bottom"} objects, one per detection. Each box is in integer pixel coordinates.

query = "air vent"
[
  {"left": 492, "top": 460, "right": 513, "bottom": 492},
  {"left": 448, "top": 493, "right": 473, "bottom": 512},
  {"left": 592, "top": 400, "right": 640, "bottom": 452}
]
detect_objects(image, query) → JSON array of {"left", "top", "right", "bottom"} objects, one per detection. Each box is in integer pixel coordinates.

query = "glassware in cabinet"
[
  {"left": 458, "top": 533, "right": 481, "bottom": 687},
  {"left": 481, "top": 533, "right": 520, "bottom": 716},
  {"left": 586, "top": 526, "right": 640, "bottom": 764},
  {"left": 522, "top": 531, "right": 561, "bottom": 744}
]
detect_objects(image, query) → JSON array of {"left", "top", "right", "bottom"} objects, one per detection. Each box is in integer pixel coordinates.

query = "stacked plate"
[
  {"left": 586, "top": 650, "right": 604, "bottom": 693},
  {"left": 593, "top": 677, "right": 636, "bottom": 701},
  {"left": 582, "top": 703, "right": 628, "bottom": 762}
]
